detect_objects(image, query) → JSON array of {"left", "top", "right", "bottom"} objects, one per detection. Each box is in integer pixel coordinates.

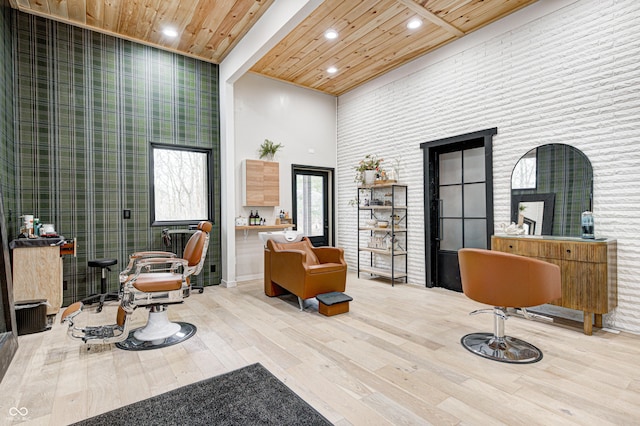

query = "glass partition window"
[{"left": 150, "top": 143, "right": 212, "bottom": 226}]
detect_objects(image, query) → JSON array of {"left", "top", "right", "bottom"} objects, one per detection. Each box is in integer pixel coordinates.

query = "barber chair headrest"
[{"left": 197, "top": 221, "right": 213, "bottom": 233}]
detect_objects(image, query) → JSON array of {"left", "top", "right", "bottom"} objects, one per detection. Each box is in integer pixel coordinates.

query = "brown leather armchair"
[
  {"left": 265, "top": 237, "right": 347, "bottom": 310},
  {"left": 458, "top": 248, "right": 561, "bottom": 364}
]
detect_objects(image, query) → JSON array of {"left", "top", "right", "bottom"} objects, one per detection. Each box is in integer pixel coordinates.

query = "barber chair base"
[
  {"left": 461, "top": 332, "right": 543, "bottom": 364},
  {"left": 133, "top": 310, "right": 181, "bottom": 341},
  {"left": 116, "top": 322, "right": 196, "bottom": 351},
  {"left": 116, "top": 310, "right": 196, "bottom": 351}
]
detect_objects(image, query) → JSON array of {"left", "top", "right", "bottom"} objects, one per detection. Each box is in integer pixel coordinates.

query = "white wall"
[
  {"left": 234, "top": 73, "right": 337, "bottom": 281},
  {"left": 219, "top": 0, "right": 324, "bottom": 287},
  {"left": 336, "top": 0, "right": 640, "bottom": 333}
]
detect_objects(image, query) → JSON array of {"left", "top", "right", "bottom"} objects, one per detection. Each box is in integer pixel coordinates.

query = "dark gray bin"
[{"left": 15, "top": 299, "right": 48, "bottom": 335}]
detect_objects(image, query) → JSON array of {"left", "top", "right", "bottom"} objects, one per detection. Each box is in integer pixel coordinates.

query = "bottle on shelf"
[
  {"left": 34, "top": 218, "right": 41, "bottom": 237},
  {"left": 249, "top": 210, "right": 255, "bottom": 226}
]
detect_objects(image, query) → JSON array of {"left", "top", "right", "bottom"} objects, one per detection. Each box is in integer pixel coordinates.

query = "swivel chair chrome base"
[
  {"left": 461, "top": 307, "right": 543, "bottom": 364},
  {"left": 115, "top": 305, "right": 197, "bottom": 351}
]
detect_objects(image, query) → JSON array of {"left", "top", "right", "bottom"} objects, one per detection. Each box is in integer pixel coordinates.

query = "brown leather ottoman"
[{"left": 316, "top": 292, "right": 352, "bottom": 316}]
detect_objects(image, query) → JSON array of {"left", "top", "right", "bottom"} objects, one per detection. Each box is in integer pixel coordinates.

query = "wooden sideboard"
[{"left": 491, "top": 235, "right": 617, "bottom": 335}]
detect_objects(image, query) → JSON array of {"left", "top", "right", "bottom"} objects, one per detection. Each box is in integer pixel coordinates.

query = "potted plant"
[
  {"left": 355, "top": 154, "right": 384, "bottom": 185},
  {"left": 259, "top": 139, "right": 283, "bottom": 161}
]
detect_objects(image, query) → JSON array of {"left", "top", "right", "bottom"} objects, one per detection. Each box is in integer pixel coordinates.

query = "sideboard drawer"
[{"left": 561, "top": 242, "right": 607, "bottom": 262}]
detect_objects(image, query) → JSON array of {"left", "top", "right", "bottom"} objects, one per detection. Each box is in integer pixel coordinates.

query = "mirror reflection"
[{"left": 511, "top": 144, "right": 593, "bottom": 237}]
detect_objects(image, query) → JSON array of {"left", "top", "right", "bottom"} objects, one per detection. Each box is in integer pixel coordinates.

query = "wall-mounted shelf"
[
  {"left": 236, "top": 224, "right": 296, "bottom": 239},
  {"left": 235, "top": 224, "right": 295, "bottom": 230}
]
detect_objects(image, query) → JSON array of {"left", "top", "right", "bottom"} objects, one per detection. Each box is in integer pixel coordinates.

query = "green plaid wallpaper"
[
  {"left": 13, "top": 12, "right": 221, "bottom": 305},
  {"left": 0, "top": 1, "right": 14, "bottom": 336},
  {"left": 0, "top": 3, "right": 14, "bottom": 227}
]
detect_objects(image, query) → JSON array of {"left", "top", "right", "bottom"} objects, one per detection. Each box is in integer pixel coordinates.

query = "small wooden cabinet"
[
  {"left": 12, "top": 245, "right": 63, "bottom": 316},
  {"left": 492, "top": 235, "right": 617, "bottom": 335},
  {"left": 242, "top": 159, "right": 279, "bottom": 206}
]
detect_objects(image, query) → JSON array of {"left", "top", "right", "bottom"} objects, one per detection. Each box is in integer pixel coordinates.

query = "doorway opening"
[
  {"left": 420, "top": 128, "right": 497, "bottom": 291},
  {"left": 292, "top": 165, "right": 334, "bottom": 247}
]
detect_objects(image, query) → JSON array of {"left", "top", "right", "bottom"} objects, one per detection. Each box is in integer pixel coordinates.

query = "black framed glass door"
[
  {"left": 420, "top": 128, "right": 496, "bottom": 291},
  {"left": 435, "top": 145, "right": 488, "bottom": 291}
]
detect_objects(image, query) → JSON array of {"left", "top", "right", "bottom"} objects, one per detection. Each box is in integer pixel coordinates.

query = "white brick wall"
[{"left": 336, "top": 0, "right": 640, "bottom": 334}]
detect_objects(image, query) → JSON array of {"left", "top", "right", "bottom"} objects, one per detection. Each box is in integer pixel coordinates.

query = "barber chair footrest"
[
  {"left": 461, "top": 332, "right": 543, "bottom": 364},
  {"left": 316, "top": 292, "right": 352, "bottom": 317},
  {"left": 82, "top": 324, "right": 121, "bottom": 341}
]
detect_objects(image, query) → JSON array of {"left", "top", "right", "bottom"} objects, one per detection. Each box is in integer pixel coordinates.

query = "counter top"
[
  {"left": 9, "top": 236, "right": 65, "bottom": 249},
  {"left": 235, "top": 224, "right": 295, "bottom": 230},
  {"left": 493, "top": 234, "right": 612, "bottom": 242}
]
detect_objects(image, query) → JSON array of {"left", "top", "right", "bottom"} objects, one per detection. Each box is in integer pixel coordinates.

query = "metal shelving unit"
[{"left": 357, "top": 183, "right": 408, "bottom": 286}]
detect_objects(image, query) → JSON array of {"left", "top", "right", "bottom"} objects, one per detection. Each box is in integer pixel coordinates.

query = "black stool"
[{"left": 83, "top": 258, "right": 119, "bottom": 313}]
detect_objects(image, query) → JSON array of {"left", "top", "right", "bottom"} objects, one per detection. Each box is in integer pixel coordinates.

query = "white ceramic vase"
[{"left": 364, "top": 170, "right": 376, "bottom": 185}]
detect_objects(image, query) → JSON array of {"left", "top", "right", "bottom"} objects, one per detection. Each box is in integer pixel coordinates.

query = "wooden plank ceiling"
[{"left": 9, "top": 0, "right": 538, "bottom": 96}]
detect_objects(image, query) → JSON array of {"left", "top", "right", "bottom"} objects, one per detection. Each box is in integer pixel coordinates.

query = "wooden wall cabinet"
[
  {"left": 242, "top": 159, "right": 279, "bottom": 206},
  {"left": 492, "top": 235, "right": 617, "bottom": 335}
]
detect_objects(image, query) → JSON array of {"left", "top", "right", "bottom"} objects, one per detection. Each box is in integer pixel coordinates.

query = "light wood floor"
[{"left": 1, "top": 274, "right": 639, "bottom": 425}]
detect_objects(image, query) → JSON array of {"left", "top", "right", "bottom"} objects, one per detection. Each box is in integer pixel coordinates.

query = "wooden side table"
[{"left": 10, "top": 239, "right": 64, "bottom": 316}]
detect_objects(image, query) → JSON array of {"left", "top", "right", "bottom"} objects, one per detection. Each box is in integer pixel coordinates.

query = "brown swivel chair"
[
  {"left": 458, "top": 248, "right": 561, "bottom": 363},
  {"left": 61, "top": 221, "right": 212, "bottom": 350},
  {"left": 265, "top": 237, "right": 347, "bottom": 310}
]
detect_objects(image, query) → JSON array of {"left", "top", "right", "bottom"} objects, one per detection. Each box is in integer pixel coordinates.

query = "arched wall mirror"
[{"left": 511, "top": 144, "right": 593, "bottom": 237}]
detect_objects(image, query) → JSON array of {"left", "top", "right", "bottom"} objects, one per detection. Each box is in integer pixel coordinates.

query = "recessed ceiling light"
[
  {"left": 324, "top": 29, "right": 338, "bottom": 40},
  {"left": 327, "top": 66, "right": 338, "bottom": 74},
  {"left": 163, "top": 28, "right": 178, "bottom": 38},
  {"left": 407, "top": 18, "right": 422, "bottom": 30}
]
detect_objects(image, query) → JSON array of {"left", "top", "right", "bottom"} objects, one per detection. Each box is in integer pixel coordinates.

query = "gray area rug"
[{"left": 73, "top": 363, "right": 332, "bottom": 425}]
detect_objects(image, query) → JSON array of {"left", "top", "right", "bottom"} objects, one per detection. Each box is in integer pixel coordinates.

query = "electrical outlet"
[
  {"left": 63, "top": 280, "right": 68, "bottom": 290},
  {"left": 210, "top": 264, "right": 216, "bottom": 273},
  {"left": 123, "top": 209, "right": 131, "bottom": 219}
]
